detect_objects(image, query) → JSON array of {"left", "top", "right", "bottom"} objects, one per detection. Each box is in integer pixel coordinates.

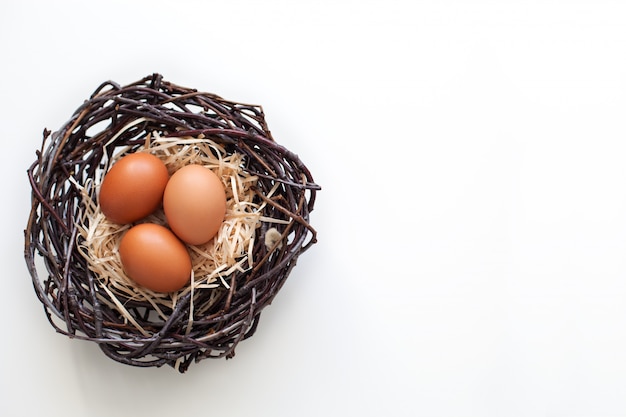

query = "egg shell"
[
  {"left": 163, "top": 164, "right": 227, "bottom": 245},
  {"left": 99, "top": 153, "right": 169, "bottom": 224},
  {"left": 119, "top": 223, "right": 192, "bottom": 293}
]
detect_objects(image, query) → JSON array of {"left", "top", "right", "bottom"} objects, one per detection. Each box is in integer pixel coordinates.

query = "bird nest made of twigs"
[{"left": 24, "top": 74, "right": 319, "bottom": 373}]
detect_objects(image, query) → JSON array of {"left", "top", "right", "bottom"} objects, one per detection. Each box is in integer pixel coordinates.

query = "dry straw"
[{"left": 24, "top": 74, "right": 319, "bottom": 372}]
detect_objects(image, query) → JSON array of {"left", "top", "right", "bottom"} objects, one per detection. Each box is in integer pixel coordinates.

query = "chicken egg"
[
  {"left": 99, "top": 152, "right": 169, "bottom": 224},
  {"left": 163, "top": 164, "right": 226, "bottom": 245},
  {"left": 119, "top": 223, "right": 192, "bottom": 293}
]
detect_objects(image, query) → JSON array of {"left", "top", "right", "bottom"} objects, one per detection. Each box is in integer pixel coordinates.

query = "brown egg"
[
  {"left": 119, "top": 223, "right": 192, "bottom": 293},
  {"left": 99, "top": 153, "right": 169, "bottom": 224},
  {"left": 163, "top": 164, "right": 227, "bottom": 245}
]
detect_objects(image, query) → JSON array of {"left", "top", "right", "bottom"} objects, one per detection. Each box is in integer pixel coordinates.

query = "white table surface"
[{"left": 3, "top": 1, "right": 626, "bottom": 416}]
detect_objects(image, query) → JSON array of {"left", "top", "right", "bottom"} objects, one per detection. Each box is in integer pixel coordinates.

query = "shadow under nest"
[{"left": 24, "top": 73, "right": 320, "bottom": 373}]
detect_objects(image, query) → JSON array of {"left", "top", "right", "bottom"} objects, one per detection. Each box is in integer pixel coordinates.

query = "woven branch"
[{"left": 23, "top": 74, "right": 319, "bottom": 373}]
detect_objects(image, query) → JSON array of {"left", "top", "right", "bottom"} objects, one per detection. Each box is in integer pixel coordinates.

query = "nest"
[{"left": 24, "top": 74, "right": 319, "bottom": 373}]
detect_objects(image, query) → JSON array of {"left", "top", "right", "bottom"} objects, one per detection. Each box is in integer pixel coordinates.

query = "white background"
[{"left": 2, "top": 1, "right": 626, "bottom": 416}]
